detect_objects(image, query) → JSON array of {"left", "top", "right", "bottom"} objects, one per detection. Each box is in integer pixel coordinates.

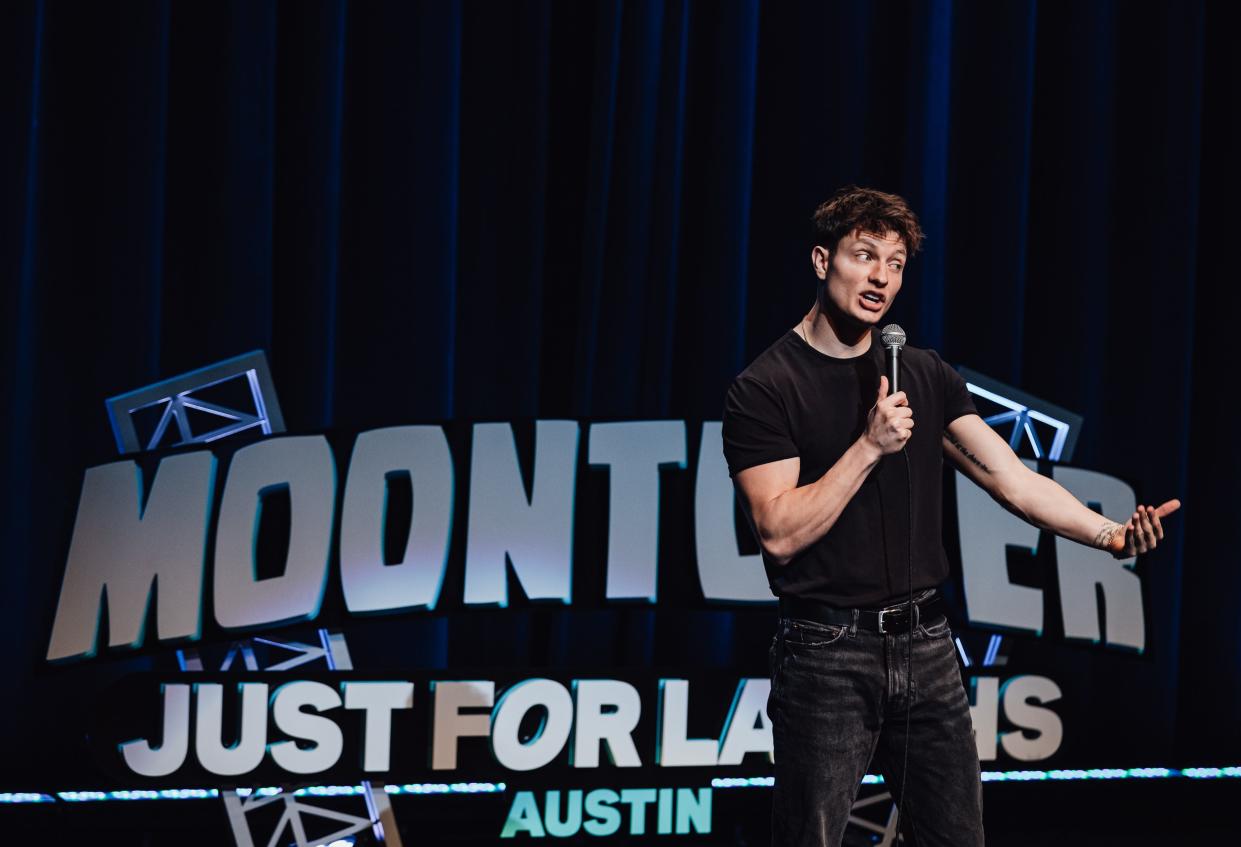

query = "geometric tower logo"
[
  {"left": 105, "top": 349, "right": 285, "bottom": 455},
  {"left": 957, "top": 366, "right": 1083, "bottom": 463}
]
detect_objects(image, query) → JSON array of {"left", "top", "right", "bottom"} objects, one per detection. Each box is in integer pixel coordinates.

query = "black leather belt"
[{"left": 780, "top": 591, "right": 942, "bottom": 635}]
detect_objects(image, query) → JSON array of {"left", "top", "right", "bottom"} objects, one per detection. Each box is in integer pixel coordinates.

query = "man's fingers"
[
  {"left": 888, "top": 390, "right": 909, "bottom": 407},
  {"left": 1154, "top": 498, "right": 1181, "bottom": 518},
  {"left": 1139, "top": 507, "right": 1156, "bottom": 548},
  {"left": 1133, "top": 513, "right": 1149, "bottom": 553},
  {"left": 877, "top": 375, "right": 889, "bottom": 403},
  {"left": 1114, "top": 499, "right": 1180, "bottom": 558},
  {"left": 1145, "top": 507, "right": 1163, "bottom": 545},
  {"left": 1142, "top": 509, "right": 1155, "bottom": 551}
]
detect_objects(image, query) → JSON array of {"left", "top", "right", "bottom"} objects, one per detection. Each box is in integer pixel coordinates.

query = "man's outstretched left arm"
[{"left": 942, "top": 414, "right": 1180, "bottom": 558}]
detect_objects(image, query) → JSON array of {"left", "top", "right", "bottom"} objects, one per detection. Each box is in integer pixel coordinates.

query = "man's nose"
[{"left": 871, "top": 265, "right": 889, "bottom": 286}]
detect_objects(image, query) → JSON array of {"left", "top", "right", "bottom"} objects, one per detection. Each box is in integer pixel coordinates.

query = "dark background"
[{"left": 2, "top": 0, "right": 1238, "bottom": 841}]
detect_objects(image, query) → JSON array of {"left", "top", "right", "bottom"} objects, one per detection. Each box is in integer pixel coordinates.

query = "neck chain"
[
  {"left": 799, "top": 311, "right": 872, "bottom": 357},
  {"left": 798, "top": 314, "right": 814, "bottom": 349}
]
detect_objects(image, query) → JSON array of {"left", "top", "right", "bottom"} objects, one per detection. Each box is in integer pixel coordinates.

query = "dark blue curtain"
[{"left": 2, "top": 0, "right": 1238, "bottom": 786}]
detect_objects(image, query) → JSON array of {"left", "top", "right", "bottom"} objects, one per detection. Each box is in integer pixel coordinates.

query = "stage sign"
[
  {"left": 45, "top": 420, "right": 1146, "bottom": 663},
  {"left": 93, "top": 671, "right": 770, "bottom": 787}
]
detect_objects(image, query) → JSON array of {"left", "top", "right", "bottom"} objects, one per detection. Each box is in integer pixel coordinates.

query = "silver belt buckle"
[{"left": 877, "top": 602, "right": 920, "bottom": 634}]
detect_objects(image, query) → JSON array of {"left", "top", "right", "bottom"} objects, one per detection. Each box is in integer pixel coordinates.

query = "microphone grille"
[{"left": 881, "top": 323, "right": 906, "bottom": 348}]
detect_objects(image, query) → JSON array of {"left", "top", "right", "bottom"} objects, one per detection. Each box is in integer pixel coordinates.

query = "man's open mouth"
[{"left": 860, "top": 292, "right": 885, "bottom": 310}]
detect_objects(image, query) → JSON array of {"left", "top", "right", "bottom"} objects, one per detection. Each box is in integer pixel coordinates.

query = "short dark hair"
[{"left": 811, "top": 186, "right": 924, "bottom": 256}]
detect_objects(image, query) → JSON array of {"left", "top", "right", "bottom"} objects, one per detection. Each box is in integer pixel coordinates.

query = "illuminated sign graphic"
[
  {"left": 102, "top": 671, "right": 1062, "bottom": 788},
  {"left": 46, "top": 424, "right": 1147, "bottom": 662},
  {"left": 30, "top": 349, "right": 1171, "bottom": 847},
  {"left": 500, "top": 787, "right": 712, "bottom": 838},
  {"left": 98, "top": 674, "right": 774, "bottom": 784}
]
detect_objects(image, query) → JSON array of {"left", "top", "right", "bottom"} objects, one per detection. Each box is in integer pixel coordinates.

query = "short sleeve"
[
  {"left": 932, "top": 350, "right": 977, "bottom": 426},
  {"left": 722, "top": 376, "right": 799, "bottom": 477}
]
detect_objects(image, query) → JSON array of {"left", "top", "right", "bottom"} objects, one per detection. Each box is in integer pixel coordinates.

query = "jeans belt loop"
[{"left": 850, "top": 607, "right": 859, "bottom": 636}]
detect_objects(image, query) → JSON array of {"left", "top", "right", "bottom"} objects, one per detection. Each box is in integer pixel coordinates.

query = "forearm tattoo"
[
  {"left": 946, "top": 431, "right": 993, "bottom": 474},
  {"left": 1093, "top": 521, "right": 1125, "bottom": 551}
]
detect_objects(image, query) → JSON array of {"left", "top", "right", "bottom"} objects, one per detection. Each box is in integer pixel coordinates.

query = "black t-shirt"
[{"left": 721, "top": 328, "right": 977, "bottom": 607}]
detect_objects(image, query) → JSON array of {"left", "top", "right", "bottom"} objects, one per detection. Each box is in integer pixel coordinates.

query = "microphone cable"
[
  {"left": 880, "top": 323, "right": 915, "bottom": 844},
  {"left": 896, "top": 443, "right": 915, "bottom": 844}
]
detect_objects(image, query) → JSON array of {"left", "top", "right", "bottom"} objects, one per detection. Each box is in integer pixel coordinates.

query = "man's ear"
[{"left": 811, "top": 245, "right": 831, "bottom": 279}]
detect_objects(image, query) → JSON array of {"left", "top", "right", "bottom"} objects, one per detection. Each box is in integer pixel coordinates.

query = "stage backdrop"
[{"left": 2, "top": 0, "right": 1239, "bottom": 799}]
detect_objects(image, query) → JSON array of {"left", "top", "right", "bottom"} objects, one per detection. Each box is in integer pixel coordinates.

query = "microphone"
[{"left": 881, "top": 323, "right": 906, "bottom": 394}]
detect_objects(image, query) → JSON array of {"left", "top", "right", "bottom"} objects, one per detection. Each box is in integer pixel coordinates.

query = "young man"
[{"left": 721, "top": 186, "right": 1178, "bottom": 847}]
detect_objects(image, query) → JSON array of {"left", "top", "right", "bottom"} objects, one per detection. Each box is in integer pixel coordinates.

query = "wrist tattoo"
[
  {"left": 1093, "top": 521, "right": 1124, "bottom": 550},
  {"left": 947, "top": 431, "right": 993, "bottom": 473}
]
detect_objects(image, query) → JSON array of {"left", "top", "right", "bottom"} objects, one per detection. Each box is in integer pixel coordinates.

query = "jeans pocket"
[
  {"left": 785, "top": 618, "right": 849, "bottom": 649},
  {"left": 916, "top": 615, "right": 952, "bottom": 640}
]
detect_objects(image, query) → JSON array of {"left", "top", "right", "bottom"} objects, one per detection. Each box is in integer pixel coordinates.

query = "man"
[{"left": 721, "top": 186, "right": 1178, "bottom": 847}]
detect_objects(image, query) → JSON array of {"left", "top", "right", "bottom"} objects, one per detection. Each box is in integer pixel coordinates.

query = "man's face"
[{"left": 812, "top": 229, "right": 907, "bottom": 327}]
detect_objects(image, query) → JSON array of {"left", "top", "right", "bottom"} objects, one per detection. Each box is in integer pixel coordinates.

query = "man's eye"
[
  {"left": 857, "top": 252, "right": 871, "bottom": 261},
  {"left": 890, "top": 263, "right": 903, "bottom": 271}
]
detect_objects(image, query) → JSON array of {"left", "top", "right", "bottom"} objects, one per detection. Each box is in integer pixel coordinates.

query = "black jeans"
[{"left": 768, "top": 612, "right": 984, "bottom": 846}]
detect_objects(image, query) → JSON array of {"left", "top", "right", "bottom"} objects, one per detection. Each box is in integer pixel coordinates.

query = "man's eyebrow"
[{"left": 853, "top": 237, "right": 906, "bottom": 257}]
